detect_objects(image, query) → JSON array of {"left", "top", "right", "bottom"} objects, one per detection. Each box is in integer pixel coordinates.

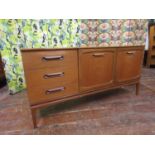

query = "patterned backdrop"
[
  {"left": 0, "top": 19, "right": 148, "bottom": 94},
  {"left": 80, "top": 19, "right": 148, "bottom": 47}
]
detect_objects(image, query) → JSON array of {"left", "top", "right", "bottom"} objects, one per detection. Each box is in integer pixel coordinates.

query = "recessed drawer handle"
[
  {"left": 42, "top": 56, "right": 64, "bottom": 61},
  {"left": 127, "top": 51, "right": 135, "bottom": 54},
  {"left": 43, "top": 72, "right": 64, "bottom": 79},
  {"left": 45, "top": 87, "right": 65, "bottom": 95},
  {"left": 93, "top": 53, "right": 105, "bottom": 57}
]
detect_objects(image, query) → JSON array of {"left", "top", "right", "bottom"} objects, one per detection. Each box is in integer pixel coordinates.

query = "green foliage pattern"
[{"left": 0, "top": 19, "right": 81, "bottom": 94}]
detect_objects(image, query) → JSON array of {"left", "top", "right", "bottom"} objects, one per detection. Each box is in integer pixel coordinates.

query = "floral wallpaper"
[
  {"left": 0, "top": 19, "right": 148, "bottom": 94},
  {"left": 0, "top": 19, "right": 80, "bottom": 94},
  {"left": 80, "top": 19, "right": 148, "bottom": 47}
]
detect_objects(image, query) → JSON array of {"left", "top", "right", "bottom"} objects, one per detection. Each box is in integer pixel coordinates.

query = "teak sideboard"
[{"left": 21, "top": 46, "right": 144, "bottom": 128}]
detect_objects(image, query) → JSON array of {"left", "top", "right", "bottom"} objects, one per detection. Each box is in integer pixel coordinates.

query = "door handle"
[
  {"left": 45, "top": 87, "right": 65, "bottom": 95},
  {"left": 43, "top": 72, "right": 64, "bottom": 79},
  {"left": 42, "top": 55, "right": 64, "bottom": 61},
  {"left": 126, "top": 51, "right": 135, "bottom": 54},
  {"left": 93, "top": 53, "right": 105, "bottom": 57}
]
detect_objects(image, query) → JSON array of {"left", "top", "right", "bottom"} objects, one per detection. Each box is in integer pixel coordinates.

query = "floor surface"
[{"left": 0, "top": 68, "right": 155, "bottom": 135}]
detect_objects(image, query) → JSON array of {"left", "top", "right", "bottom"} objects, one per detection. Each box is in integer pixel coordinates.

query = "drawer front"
[
  {"left": 28, "top": 82, "right": 78, "bottom": 105},
  {"left": 116, "top": 49, "right": 143, "bottom": 82},
  {"left": 22, "top": 50, "right": 77, "bottom": 70},
  {"left": 22, "top": 49, "right": 79, "bottom": 105},
  {"left": 25, "top": 66, "right": 78, "bottom": 87},
  {"left": 79, "top": 48, "right": 115, "bottom": 91}
]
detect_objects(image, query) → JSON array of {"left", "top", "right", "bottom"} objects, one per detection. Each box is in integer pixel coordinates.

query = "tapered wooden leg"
[
  {"left": 31, "top": 108, "right": 37, "bottom": 128},
  {"left": 136, "top": 82, "right": 140, "bottom": 95}
]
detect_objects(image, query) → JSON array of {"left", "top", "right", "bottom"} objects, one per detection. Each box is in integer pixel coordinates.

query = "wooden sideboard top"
[{"left": 21, "top": 45, "right": 145, "bottom": 52}]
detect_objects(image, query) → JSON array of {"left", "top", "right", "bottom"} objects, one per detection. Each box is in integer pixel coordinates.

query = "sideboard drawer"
[
  {"left": 28, "top": 82, "right": 78, "bottom": 105},
  {"left": 25, "top": 66, "right": 78, "bottom": 87},
  {"left": 22, "top": 50, "right": 77, "bottom": 70}
]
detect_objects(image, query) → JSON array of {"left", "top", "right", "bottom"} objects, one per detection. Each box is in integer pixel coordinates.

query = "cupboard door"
[
  {"left": 116, "top": 48, "right": 143, "bottom": 83},
  {"left": 79, "top": 49, "right": 115, "bottom": 91}
]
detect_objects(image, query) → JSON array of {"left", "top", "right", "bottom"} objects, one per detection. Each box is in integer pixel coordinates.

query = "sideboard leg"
[
  {"left": 31, "top": 108, "right": 37, "bottom": 128},
  {"left": 136, "top": 82, "right": 140, "bottom": 95}
]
